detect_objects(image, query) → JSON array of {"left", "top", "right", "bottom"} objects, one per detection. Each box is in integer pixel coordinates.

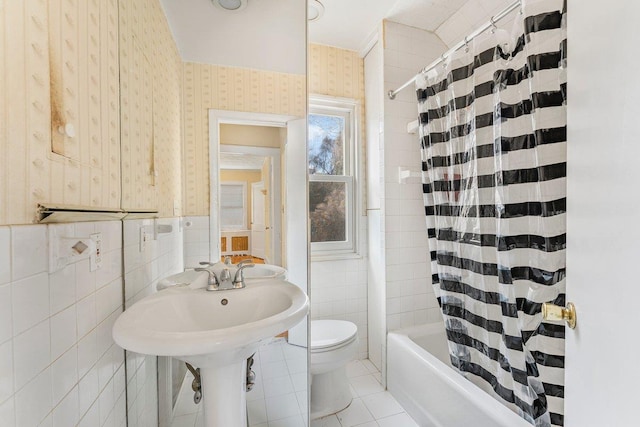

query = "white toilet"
[{"left": 310, "top": 319, "right": 359, "bottom": 420}]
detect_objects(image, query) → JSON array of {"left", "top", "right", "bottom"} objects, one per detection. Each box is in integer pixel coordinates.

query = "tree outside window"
[{"left": 308, "top": 97, "right": 357, "bottom": 255}]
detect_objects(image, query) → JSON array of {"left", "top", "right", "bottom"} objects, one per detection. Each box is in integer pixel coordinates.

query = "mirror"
[
  {"left": 219, "top": 137, "right": 282, "bottom": 266},
  {"left": 203, "top": 110, "right": 309, "bottom": 426},
  {"left": 122, "top": 217, "right": 184, "bottom": 426},
  {"left": 119, "top": 0, "right": 307, "bottom": 425},
  {"left": 216, "top": 123, "right": 284, "bottom": 266}
]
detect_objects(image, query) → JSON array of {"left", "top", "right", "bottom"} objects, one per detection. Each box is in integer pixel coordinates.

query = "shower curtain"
[{"left": 415, "top": 1, "right": 566, "bottom": 426}]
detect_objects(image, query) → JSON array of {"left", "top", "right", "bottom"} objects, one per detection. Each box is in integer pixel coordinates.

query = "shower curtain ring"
[
  {"left": 463, "top": 36, "right": 470, "bottom": 52},
  {"left": 490, "top": 16, "right": 497, "bottom": 33}
]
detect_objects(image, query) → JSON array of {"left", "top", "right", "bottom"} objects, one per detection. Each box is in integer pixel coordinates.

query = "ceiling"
[
  {"left": 220, "top": 153, "right": 266, "bottom": 170},
  {"left": 308, "top": 0, "right": 471, "bottom": 51},
  {"left": 160, "top": 0, "right": 306, "bottom": 74},
  {"left": 160, "top": 0, "right": 513, "bottom": 72}
]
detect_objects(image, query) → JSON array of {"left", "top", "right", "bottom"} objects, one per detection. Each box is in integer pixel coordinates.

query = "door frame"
[
  {"left": 209, "top": 110, "right": 295, "bottom": 265},
  {"left": 250, "top": 180, "right": 267, "bottom": 260}
]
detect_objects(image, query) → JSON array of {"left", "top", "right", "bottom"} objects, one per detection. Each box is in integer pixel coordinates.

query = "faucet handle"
[
  {"left": 237, "top": 259, "right": 253, "bottom": 267},
  {"left": 224, "top": 256, "right": 232, "bottom": 266},
  {"left": 233, "top": 263, "right": 255, "bottom": 288},
  {"left": 195, "top": 268, "right": 220, "bottom": 291},
  {"left": 199, "top": 261, "right": 215, "bottom": 267}
]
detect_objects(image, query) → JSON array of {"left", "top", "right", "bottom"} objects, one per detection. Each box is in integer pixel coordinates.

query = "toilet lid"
[{"left": 311, "top": 320, "right": 357, "bottom": 350}]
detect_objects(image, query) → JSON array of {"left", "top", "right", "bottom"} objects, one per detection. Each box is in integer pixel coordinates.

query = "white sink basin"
[
  {"left": 156, "top": 269, "right": 208, "bottom": 290},
  {"left": 112, "top": 279, "right": 308, "bottom": 427},
  {"left": 114, "top": 279, "right": 307, "bottom": 363},
  {"left": 243, "top": 264, "right": 287, "bottom": 281}
]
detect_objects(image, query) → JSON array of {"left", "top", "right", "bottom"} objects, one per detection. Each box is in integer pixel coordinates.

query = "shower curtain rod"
[{"left": 387, "top": 0, "right": 522, "bottom": 100}]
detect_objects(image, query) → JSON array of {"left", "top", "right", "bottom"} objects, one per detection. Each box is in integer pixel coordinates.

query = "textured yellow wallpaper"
[
  {"left": 0, "top": 0, "right": 181, "bottom": 225},
  {"left": 1, "top": 0, "right": 121, "bottom": 225},
  {"left": 309, "top": 44, "right": 366, "bottom": 103},
  {"left": 182, "top": 62, "right": 306, "bottom": 216},
  {"left": 119, "top": 0, "right": 183, "bottom": 216},
  {"left": 308, "top": 43, "right": 366, "bottom": 205},
  {"left": 308, "top": 43, "right": 366, "bottom": 156},
  {"left": 0, "top": 11, "right": 362, "bottom": 224}
]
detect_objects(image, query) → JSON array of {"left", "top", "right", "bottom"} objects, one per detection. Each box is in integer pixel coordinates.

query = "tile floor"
[
  {"left": 170, "top": 339, "right": 418, "bottom": 427},
  {"left": 311, "top": 359, "right": 418, "bottom": 427},
  {"left": 170, "top": 338, "right": 308, "bottom": 427}
]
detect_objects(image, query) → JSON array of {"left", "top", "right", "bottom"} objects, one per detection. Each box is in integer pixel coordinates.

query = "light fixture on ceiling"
[
  {"left": 308, "top": 0, "right": 325, "bottom": 22},
  {"left": 212, "top": 0, "right": 248, "bottom": 12}
]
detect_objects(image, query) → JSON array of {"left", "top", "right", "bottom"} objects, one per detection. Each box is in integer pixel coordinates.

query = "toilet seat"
[{"left": 311, "top": 320, "right": 358, "bottom": 352}]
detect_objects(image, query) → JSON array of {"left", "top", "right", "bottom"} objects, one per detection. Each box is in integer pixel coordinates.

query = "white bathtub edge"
[{"left": 388, "top": 326, "right": 532, "bottom": 427}]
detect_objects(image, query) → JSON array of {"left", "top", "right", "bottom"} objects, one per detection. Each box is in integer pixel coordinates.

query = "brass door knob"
[{"left": 542, "top": 302, "right": 577, "bottom": 329}]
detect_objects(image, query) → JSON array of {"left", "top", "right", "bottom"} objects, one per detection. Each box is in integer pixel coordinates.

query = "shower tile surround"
[
  {"left": 381, "top": 22, "right": 446, "bottom": 332},
  {"left": 373, "top": 2, "right": 518, "bottom": 346},
  {"left": 0, "top": 222, "right": 126, "bottom": 427},
  {"left": 362, "top": 21, "right": 448, "bottom": 383}
]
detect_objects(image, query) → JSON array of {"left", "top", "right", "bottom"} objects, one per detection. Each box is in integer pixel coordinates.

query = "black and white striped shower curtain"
[{"left": 415, "top": 1, "right": 566, "bottom": 426}]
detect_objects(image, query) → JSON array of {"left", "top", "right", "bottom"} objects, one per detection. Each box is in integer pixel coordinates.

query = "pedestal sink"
[
  {"left": 156, "top": 269, "right": 208, "bottom": 290},
  {"left": 243, "top": 264, "right": 287, "bottom": 282},
  {"left": 112, "top": 280, "right": 308, "bottom": 427}
]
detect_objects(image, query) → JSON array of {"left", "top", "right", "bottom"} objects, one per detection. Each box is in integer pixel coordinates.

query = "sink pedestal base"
[{"left": 200, "top": 361, "right": 248, "bottom": 427}]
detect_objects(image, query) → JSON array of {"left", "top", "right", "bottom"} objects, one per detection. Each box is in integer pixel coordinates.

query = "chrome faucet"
[
  {"left": 233, "top": 263, "right": 255, "bottom": 289},
  {"left": 237, "top": 259, "right": 253, "bottom": 268},
  {"left": 194, "top": 268, "right": 220, "bottom": 291},
  {"left": 195, "top": 260, "right": 253, "bottom": 291},
  {"left": 219, "top": 267, "right": 232, "bottom": 286}
]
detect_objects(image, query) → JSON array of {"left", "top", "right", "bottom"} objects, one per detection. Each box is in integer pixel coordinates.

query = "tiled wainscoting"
[
  {"left": 0, "top": 217, "right": 184, "bottom": 427},
  {"left": 381, "top": 21, "right": 443, "bottom": 332},
  {"left": 310, "top": 257, "right": 369, "bottom": 360},
  {"left": 182, "top": 216, "right": 211, "bottom": 269},
  {"left": 0, "top": 222, "right": 125, "bottom": 427},
  {"left": 123, "top": 217, "right": 184, "bottom": 427}
]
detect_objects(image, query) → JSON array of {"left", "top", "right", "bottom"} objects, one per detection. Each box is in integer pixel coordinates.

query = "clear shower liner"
[{"left": 414, "top": 0, "right": 567, "bottom": 426}]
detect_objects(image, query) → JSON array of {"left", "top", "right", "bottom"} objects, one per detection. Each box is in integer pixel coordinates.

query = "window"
[
  {"left": 308, "top": 96, "right": 358, "bottom": 255},
  {"left": 220, "top": 182, "right": 246, "bottom": 230}
]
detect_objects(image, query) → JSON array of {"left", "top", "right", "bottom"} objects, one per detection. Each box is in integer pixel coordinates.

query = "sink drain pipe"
[{"left": 184, "top": 353, "right": 257, "bottom": 405}]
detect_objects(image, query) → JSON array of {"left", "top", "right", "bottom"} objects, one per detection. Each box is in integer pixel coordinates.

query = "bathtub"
[{"left": 387, "top": 323, "right": 531, "bottom": 427}]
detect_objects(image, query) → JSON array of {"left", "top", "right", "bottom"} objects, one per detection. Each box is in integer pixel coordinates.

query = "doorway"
[{"left": 219, "top": 143, "right": 281, "bottom": 265}]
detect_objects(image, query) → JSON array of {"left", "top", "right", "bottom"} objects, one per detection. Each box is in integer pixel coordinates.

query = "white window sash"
[
  {"left": 310, "top": 175, "right": 354, "bottom": 252},
  {"left": 309, "top": 94, "right": 359, "bottom": 256},
  {"left": 220, "top": 181, "right": 247, "bottom": 230}
]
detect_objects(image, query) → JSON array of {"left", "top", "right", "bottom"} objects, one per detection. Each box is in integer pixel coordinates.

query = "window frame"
[
  {"left": 308, "top": 95, "right": 360, "bottom": 257},
  {"left": 219, "top": 181, "right": 248, "bottom": 231}
]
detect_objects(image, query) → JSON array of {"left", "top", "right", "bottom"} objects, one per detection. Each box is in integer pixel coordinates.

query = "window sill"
[{"left": 310, "top": 252, "right": 364, "bottom": 262}]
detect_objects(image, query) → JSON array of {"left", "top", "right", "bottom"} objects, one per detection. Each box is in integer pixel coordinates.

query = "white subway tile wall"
[
  {"left": 123, "top": 217, "right": 184, "bottom": 427},
  {"left": 0, "top": 221, "right": 126, "bottom": 427},
  {"left": 382, "top": 22, "right": 445, "bottom": 334},
  {"left": 182, "top": 216, "right": 211, "bottom": 268},
  {"left": 310, "top": 220, "right": 369, "bottom": 360}
]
